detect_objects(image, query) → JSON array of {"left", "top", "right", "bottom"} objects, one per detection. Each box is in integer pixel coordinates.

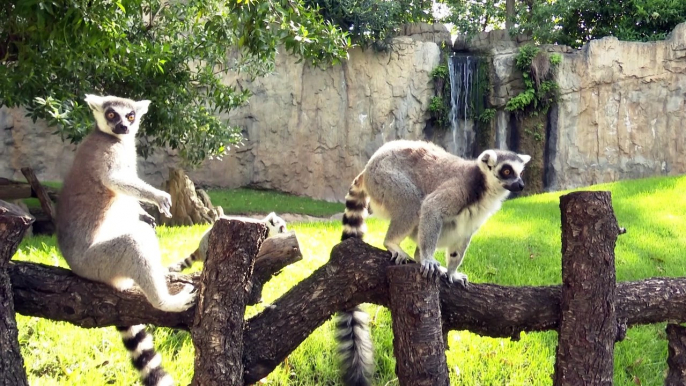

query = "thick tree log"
[
  {"left": 191, "top": 218, "right": 267, "bottom": 386},
  {"left": 554, "top": 191, "right": 620, "bottom": 386},
  {"left": 388, "top": 265, "right": 448, "bottom": 386},
  {"left": 247, "top": 231, "right": 302, "bottom": 305},
  {"left": 666, "top": 324, "right": 686, "bottom": 386},
  {"left": 0, "top": 200, "right": 33, "bottom": 386},
  {"left": 10, "top": 241, "right": 686, "bottom": 384}
]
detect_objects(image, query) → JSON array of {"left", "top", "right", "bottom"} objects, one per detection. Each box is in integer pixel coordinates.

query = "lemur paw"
[
  {"left": 388, "top": 249, "right": 410, "bottom": 265},
  {"left": 420, "top": 259, "right": 443, "bottom": 280},
  {"left": 139, "top": 212, "right": 156, "bottom": 228},
  {"left": 155, "top": 191, "right": 173, "bottom": 218},
  {"left": 447, "top": 271, "right": 469, "bottom": 288},
  {"left": 158, "top": 284, "right": 196, "bottom": 312}
]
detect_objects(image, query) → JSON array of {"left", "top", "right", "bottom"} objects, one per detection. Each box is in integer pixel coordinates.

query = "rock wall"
[
  {"left": 0, "top": 30, "right": 447, "bottom": 202},
  {"left": 549, "top": 23, "right": 686, "bottom": 190},
  {"left": 1, "top": 23, "right": 685, "bottom": 201}
]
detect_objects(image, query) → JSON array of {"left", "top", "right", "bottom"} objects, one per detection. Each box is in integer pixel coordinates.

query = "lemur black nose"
[{"left": 114, "top": 124, "right": 129, "bottom": 135}]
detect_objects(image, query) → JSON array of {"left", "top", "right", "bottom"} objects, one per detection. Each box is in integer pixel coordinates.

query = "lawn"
[
  {"left": 11, "top": 174, "right": 686, "bottom": 385},
  {"left": 207, "top": 188, "right": 344, "bottom": 217}
]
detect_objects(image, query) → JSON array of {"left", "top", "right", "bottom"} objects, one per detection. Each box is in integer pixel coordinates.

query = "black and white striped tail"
[
  {"left": 117, "top": 325, "right": 174, "bottom": 386},
  {"left": 341, "top": 173, "right": 369, "bottom": 241},
  {"left": 335, "top": 306, "right": 374, "bottom": 386},
  {"left": 337, "top": 173, "right": 374, "bottom": 385},
  {"left": 167, "top": 249, "right": 199, "bottom": 273}
]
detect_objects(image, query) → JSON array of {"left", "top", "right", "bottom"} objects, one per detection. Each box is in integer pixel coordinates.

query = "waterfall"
[{"left": 447, "top": 54, "right": 480, "bottom": 157}]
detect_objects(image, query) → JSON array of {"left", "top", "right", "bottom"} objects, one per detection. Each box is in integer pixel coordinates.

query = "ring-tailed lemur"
[
  {"left": 336, "top": 139, "right": 530, "bottom": 386},
  {"left": 57, "top": 94, "right": 196, "bottom": 386},
  {"left": 168, "top": 212, "right": 288, "bottom": 272}
]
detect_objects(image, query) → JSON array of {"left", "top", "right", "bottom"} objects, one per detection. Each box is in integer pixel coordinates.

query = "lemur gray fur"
[
  {"left": 167, "top": 212, "right": 288, "bottom": 272},
  {"left": 56, "top": 94, "right": 195, "bottom": 386},
  {"left": 336, "top": 139, "right": 530, "bottom": 386}
]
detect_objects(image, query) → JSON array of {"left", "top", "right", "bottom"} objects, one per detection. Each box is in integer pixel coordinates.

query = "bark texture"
[
  {"left": 388, "top": 265, "right": 448, "bottom": 386},
  {"left": 666, "top": 324, "right": 686, "bottom": 386},
  {"left": 247, "top": 231, "right": 302, "bottom": 305},
  {"left": 0, "top": 200, "right": 33, "bottom": 386},
  {"left": 161, "top": 167, "right": 223, "bottom": 226},
  {"left": 11, "top": 239, "right": 686, "bottom": 384},
  {"left": 554, "top": 191, "right": 619, "bottom": 386},
  {"left": 190, "top": 218, "right": 267, "bottom": 386}
]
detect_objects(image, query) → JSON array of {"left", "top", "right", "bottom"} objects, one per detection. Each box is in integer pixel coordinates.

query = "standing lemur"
[
  {"left": 168, "top": 212, "right": 288, "bottom": 272},
  {"left": 57, "top": 94, "right": 195, "bottom": 386},
  {"left": 336, "top": 139, "right": 530, "bottom": 386}
]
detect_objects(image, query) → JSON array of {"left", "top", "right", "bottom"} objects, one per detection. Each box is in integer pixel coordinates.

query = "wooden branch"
[
  {"left": 20, "top": 168, "right": 56, "bottom": 224},
  {"left": 0, "top": 184, "right": 31, "bottom": 200},
  {"left": 191, "top": 218, "right": 267, "bottom": 386},
  {"left": 10, "top": 239, "right": 686, "bottom": 384},
  {"left": 554, "top": 191, "right": 619, "bottom": 385},
  {"left": 247, "top": 231, "right": 302, "bottom": 305},
  {"left": 0, "top": 178, "right": 58, "bottom": 201},
  {"left": 0, "top": 200, "right": 33, "bottom": 386},
  {"left": 388, "top": 265, "right": 448, "bottom": 386},
  {"left": 667, "top": 324, "right": 686, "bottom": 385}
]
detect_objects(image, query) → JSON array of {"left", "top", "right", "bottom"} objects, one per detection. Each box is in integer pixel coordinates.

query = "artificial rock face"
[{"left": 2, "top": 22, "right": 685, "bottom": 200}]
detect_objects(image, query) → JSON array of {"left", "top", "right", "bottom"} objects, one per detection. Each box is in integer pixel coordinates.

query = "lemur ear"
[
  {"left": 135, "top": 100, "right": 151, "bottom": 116},
  {"left": 478, "top": 150, "right": 497, "bottom": 169},
  {"left": 519, "top": 154, "right": 532, "bottom": 164},
  {"left": 84, "top": 94, "right": 105, "bottom": 112}
]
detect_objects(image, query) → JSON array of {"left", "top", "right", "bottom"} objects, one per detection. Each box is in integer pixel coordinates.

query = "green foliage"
[
  {"left": 428, "top": 96, "right": 450, "bottom": 129},
  {"left": 505, "top": 46, "right": 560, "bottom": 116},
  {"left": 514, "top": 0, "right": 686, "bottom": 48},
  {"left": 477, "top": 108, "right": 496, "bottom": 124},
  {"left": 0, "top": 0, "right": 350, "bottom": 165},
  {"left": 14, "top": 175, "right": 686, "bottom": 385},
  {"left": 437, "top": 0, "right": 506, "bottom": 37},
  {"left": 305, "top": 0, "right": 433, "bottom": 50},
  {"left": 430, "top": 64, "right": 450, "bottom": 82}
]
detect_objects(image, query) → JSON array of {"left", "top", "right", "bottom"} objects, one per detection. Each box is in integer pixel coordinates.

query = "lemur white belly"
[
  {"left": 437, "top": 194, "right": 505, "bottom": 249},
  {"left": 93, "top": 194, "right": 144, "bottom": 243}
]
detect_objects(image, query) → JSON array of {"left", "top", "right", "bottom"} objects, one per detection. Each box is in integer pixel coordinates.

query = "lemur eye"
[
  {"left": 127, "top": 114, "right": 135, "bottom": 122},
  {"left": 106, "top": 111, "right": 115, "bottom": 120},
  {"left": 503, "top": 169, "right": 511, "bottom": 176}
]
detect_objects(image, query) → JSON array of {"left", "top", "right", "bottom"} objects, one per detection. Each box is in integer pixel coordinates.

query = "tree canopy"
[
  {"left": 0, "top": 0, "right": 349, "bottom": 165},
  {"left": 437, "top": 0, "right": 685, "bottom": 48}
]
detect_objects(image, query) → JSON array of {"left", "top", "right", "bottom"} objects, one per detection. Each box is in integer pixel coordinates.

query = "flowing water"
[{"left": 447, "top": 54, "right": 481, "bottom": 157}]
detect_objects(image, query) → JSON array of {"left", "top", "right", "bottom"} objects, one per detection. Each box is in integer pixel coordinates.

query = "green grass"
[
  {"left": 11, "top": 174, "right": 686, "bottom": 385},
  {"left": 207, "top": 188, "right": 344, "bottom": 217}
]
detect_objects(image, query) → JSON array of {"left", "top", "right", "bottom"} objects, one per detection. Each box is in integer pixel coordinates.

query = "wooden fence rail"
[{"left": 2, "top": 191, "right": 686, "bottom": 385}]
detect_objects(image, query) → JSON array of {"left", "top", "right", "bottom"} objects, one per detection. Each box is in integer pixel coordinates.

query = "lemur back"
[
  {"left": 56, "top": 94, "right": 195, "bottom": 386},
  {"left": 168, "top": 212, "right": 288, "bottom": 273},
  {"left": 336, "top": 139, "right": 530, "bottom": 386}
]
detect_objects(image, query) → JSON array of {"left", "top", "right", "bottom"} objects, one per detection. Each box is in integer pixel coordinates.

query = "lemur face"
[
  {"left": 265, "top": 212, "right": 288, "bottom": 237},
  {"left": 478, "top": 150, "right": 531, "bottom": 193},
  {"left": 84, "top": 94, "right": 150, "bottom": 138}
]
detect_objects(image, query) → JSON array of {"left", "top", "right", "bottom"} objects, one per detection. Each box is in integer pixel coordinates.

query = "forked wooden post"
[
  {"left": 0, "top": 200, "right": 33, "bottom": 386},
  {"left": 190, "top": 218, "right": 268, "bottom": 386},
  {"left": 666, "top": 324, "right": 686, "bottom": 385},
  {"left": 387, "top": 265, "right": 449, "bottom": 386},
  {"left": 554, "top": 191, "right": 620, "bottom": 385}
]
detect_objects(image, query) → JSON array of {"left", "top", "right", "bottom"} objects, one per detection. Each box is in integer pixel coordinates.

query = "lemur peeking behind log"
[
  {"left": 336, "top": 139, "right": 530, "bottom": 386},
  {"left": 167, "top": 212, "right": 288, "bottom": 272},
  {"left": 56, "top": 94, "right": 195, "bottom": 386}
]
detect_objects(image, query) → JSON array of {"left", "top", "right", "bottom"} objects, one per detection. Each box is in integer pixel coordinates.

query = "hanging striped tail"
[{"left": 117, "top": 325, "right": 174, "bottom": 386}]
